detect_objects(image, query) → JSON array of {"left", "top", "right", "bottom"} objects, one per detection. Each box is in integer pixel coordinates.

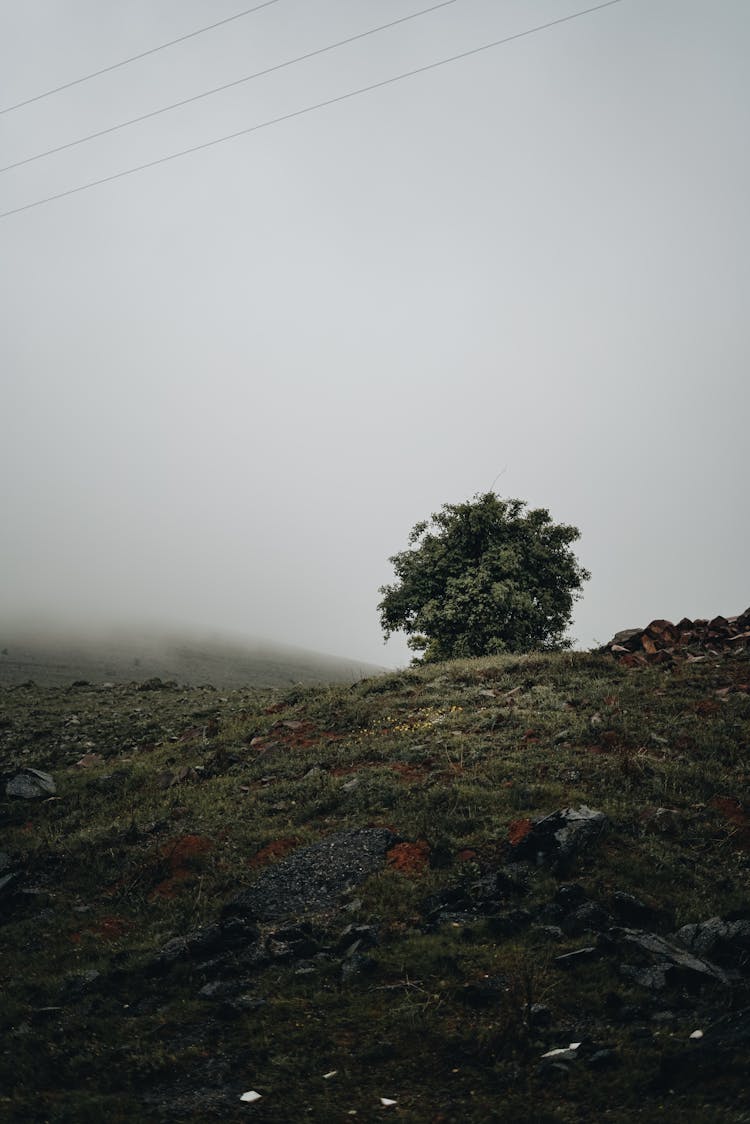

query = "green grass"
[{"left": 1, "top": 648, "right": 750, "bottom": 1121}]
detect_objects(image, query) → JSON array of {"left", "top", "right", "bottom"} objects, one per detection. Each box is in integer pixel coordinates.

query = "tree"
[{"left": 378, "top": 493, "right": 590, "bottom": 662}]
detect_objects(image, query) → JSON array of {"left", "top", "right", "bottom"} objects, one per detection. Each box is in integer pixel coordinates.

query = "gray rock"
[
  {"left": 198, "top": 980, "right": 236, "bottom": 999},
  {"left": 0, "top": 871, "right": 20, "bottom": 897},
  {"left": 512, "top": 806, "right": 608, "bottom": 873},
  {"left": 5, "top": 769, "right": 56, "bottom": 799},
  {"left": 224, "top": 828, "right": 397, "bottom": 923},
  {"left": 561, "top": 901, "right": 611, "bottom": 937},
  {"left": 610, "top": 891, "right": 664, "bottom": 929},
  {"left": 614, "top": 928, "right": 730, "bottom": 990},
  {"left": 674, "top": 917, "right": 750, "bottom": 967},
  {"left": 542, "top": 1047, "right": 580, "bottom": 1063},
  {"left": 619, "top": 963, "right": 671, "bottom": 990},
  {"left": 529, "top": 1003, "right": 553, "bottom": 1027},
  {"left": 587, "top": 1049, "right": 619, "bottom": 1069},
  {"left": 152, "top": 918, "right": 259, "bottom": 970}
]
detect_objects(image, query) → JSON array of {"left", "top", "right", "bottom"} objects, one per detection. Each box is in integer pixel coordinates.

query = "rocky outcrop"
[{"left": 602, "top": 611, "right": 750, "bottom": 665}]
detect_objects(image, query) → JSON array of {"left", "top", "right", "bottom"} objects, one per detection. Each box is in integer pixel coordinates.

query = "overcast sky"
[{"left": 1, "top": 0, "right": 748, "bottom": 667}]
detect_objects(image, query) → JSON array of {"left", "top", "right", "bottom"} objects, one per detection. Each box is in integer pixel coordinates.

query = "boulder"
[
  {"left": 674, "top": 917, "right": 750, "bottom": 969},
  {"left": 511, "top": 806, "right": 608, "bottom": 874},
  {"left": 611, "top": 928, "right": 730, "bottom": 992},
  {"left": 5, "top": 769, "right": 56, "bottom": 799}
]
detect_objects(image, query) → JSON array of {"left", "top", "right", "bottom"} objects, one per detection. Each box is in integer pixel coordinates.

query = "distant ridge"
[{"left": 0, "top": 626, "right": 386, "bottom": 688}]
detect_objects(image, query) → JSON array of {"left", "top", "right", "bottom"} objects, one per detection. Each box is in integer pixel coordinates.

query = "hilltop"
[
  {"left": 0, "top": 626, "right": 384, "bottom": 689},
  {"left": 1, "top": 635, "right": 749, "bottom": 1121}
]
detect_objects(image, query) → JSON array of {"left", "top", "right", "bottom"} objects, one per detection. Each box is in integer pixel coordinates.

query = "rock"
[
  {"left": 619, "top": 963, "right": 671, "bottom": 990},
  {"left": 586, "top": 1048, "right": 619, "bottom": 1069},
  {"left": 5, "top": 769, "right": 56, "bottom": 799},
  {"left": 561, "top": 901, "right": 611, "bottom": 937},
  {"left": 267, "top": 922, "right": 320, "bottom": 959},
  {"left": 0, "top": 871, "right": 20, "bottom": 897},
  {"left": 604, "top": 611, "right": 750, "bottom": 663},
  {"left": 554, "top": 883, "right": 588, "bottom": 909},
  {"left": 541, "top": 1044, "right": 581, "bottom": 1062},
  {"left": 224, "top": 829, "right": 397, "bottom": 923},
  {"left": 198, "top": 980, "right": 236, "bottom": 1000},
  {"left": 511, "top": 806, "right": 608, "bottom": 874},
  {"left": 152, "top": 918, "right": 260, "bottom": 970},
  {"left": 609, "top": 891, "right": 665, "bottom": 929},
  {"left": 422, "top": 868, "right": 528, "bottom": 928},
  {"left": 529, "top": 1003, "right": 553, "bottom": 1028},
  {"left": 612, "top": 928, "right": 730, "bottom": 991},
  {"left": 674, "top": 917, "right": 750, "bottom": 968},
  {"left": 337, "top": 924, "right": 378, "bottom": 954},
  {"left": 612, "top": 628, "right": 644, "bottom": 649},
  {"left": 422, "top": 884, "right": 473, "bottom": 924}
]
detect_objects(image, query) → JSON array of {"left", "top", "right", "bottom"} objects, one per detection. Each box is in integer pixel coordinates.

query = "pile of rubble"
[{"left": 602, "top": 610, "right": 750, "bottom": 666}]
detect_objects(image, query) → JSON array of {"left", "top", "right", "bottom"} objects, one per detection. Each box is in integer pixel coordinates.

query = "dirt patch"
[
  {"left": 150, "top": 835, "right": 213, "bottom": 899},
  {"left": 508, "top": 818, "right": 533, "bottom": 846},
  {"left": 386, "top": 840, "right": 431, "bottom": 874},
  {"left": 248, "top": 837, "right": 300, "bottom": 869}
]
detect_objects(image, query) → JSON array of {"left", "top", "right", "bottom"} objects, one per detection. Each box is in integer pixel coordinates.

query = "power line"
[
  {"left": 0, "top": 0, "right": 283, "bottom": 115},
  {"left": 0, "top": 0, "right": 626, "bottom": 222},
  {"left": 0, "top": 0, "right": 460, "bottom": 174}
]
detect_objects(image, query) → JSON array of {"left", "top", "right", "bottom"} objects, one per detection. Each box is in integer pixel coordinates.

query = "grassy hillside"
[
  {"left": 1, "top": 646, "right": 749, "bottom": 1121},
  {"left": 0, "top": 628, "right": 384, "bottom": 688}
]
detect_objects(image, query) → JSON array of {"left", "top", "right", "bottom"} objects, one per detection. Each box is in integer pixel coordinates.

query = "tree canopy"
[{"left": 378, "top": 493, "right": 590, "bottom": 662}]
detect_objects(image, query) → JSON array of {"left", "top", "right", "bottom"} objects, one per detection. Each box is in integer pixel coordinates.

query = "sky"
[{"left": 1, "top": 0, "right": 748, "bottom": 668}]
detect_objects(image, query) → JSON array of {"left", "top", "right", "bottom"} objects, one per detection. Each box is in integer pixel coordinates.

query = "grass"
[{"left": 1, "top": 648, "right": 749, "bottom": 1121}]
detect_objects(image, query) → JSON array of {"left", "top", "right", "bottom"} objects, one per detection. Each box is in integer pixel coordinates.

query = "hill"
[
  {"left": 0, "top": 626, "right": 384, "bottom": 688},
  {"left": 1, "top": 639, "right": 749, "bottom": 1121}
]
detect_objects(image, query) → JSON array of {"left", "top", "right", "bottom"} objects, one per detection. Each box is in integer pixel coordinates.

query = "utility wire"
[
  {"left": 0, "top": 0, "right": 626, "bottom": 222},
  {"left": 0, "top": 0, "right": 283, "bottom": 115},
  {"left": 0, "top": 0, "right": 460, "bottom": 174}
]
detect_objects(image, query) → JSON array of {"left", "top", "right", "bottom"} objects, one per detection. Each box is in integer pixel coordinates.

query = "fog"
[{"left": 2, "top": 0, "right": 748, "bottom": 667}]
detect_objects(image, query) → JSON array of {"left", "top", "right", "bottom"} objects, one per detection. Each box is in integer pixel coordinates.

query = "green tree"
[{"left": 378, "top": 493, "right": 590, "bottom": 662}]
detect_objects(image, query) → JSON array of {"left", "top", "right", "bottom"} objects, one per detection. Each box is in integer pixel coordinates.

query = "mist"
[{"left": 2, "top": 0, "right": 749, "bottom": 667}]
